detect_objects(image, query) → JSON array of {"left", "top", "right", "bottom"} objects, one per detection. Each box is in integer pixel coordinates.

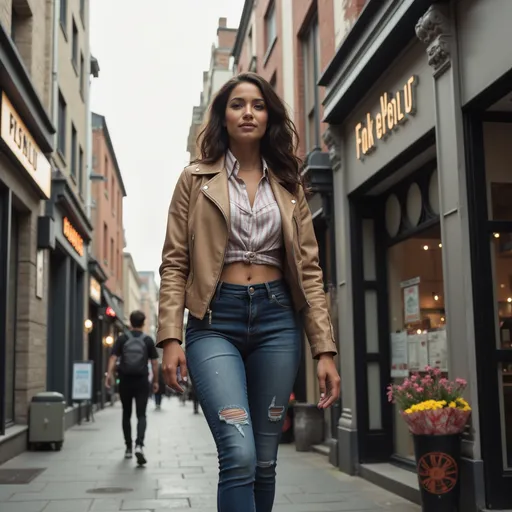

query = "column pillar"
[
  {"left": 416, "top": 5, "right": 484, "bottom": 510},
  {"left": 324, "top": 126, "right": 359, "bottom": 474}
]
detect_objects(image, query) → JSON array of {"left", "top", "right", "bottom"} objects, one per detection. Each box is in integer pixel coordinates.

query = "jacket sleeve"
[
  {"left": 297, "top": 185, "right": 338, "bottom": 359},
  {"left": 156, "top": 169, "right": 191, "bottom": 348}
]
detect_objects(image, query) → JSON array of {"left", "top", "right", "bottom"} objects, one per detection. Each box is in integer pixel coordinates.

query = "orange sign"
[{"left": 63, "top": 217, "right": 84, "bottom": 256}]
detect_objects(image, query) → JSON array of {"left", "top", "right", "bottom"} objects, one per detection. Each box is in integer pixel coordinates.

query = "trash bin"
[{"left": 29, "top": 392, "right": 66, "bottom": 451}]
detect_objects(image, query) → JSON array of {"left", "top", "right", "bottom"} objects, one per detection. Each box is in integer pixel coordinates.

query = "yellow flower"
[
  {"left": 405, "top": 408, "right": 413, "bottom": 414},
  {"left": 449, "top": 402, "right": 457, "bottom": 408}
]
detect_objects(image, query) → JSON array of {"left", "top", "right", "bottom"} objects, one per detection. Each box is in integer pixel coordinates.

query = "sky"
[{"left": 89, "top": 0, "right": 244, "bottom": 283}]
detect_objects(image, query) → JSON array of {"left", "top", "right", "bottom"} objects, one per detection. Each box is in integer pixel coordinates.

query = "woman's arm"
[
  {"left": 156, "top": 169, "right": 192, "bottom": 348},
  {"left": 296, "top": 185, "right": 338, "bottom": 359}
]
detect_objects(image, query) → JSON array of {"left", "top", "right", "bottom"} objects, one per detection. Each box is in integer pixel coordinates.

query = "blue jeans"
[{"left": 185, "top": 280, "right": 302, "bottom": 512}]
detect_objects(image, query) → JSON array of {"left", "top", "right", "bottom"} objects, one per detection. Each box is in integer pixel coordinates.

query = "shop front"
[
  {"left": 43, "top": 173, "right": 92, "bottom": 414},
  {"left": 458, "top": 0, "right": 512, "bottom": 508},
  {"left": 319, "top": 0, "right": 485, "bottom": 510},
  {"left": 0, "top": 22, "right": 54, "bottom": 460}
]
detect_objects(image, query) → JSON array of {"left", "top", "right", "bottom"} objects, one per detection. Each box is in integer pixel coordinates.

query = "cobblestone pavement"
[{"left": 0, "top": 397, "right": 420, "bottom": 512}]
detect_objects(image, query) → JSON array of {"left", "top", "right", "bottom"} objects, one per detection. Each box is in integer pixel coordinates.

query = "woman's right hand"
[{"left": 162, "top": 340, "right": 188, "bottom": 393}]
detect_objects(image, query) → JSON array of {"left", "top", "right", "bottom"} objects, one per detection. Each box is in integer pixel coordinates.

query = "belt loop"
[
  {"left": 264, "top": 282, "right": 272, "bottom": 300},
  {"left": 216, "top": 282, "right": 223, "bottom": 301}
]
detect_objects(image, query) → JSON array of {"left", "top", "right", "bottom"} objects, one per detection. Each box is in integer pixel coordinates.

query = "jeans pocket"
[{"left": 270, "top": 292, "right": 292, "bottom": 310}]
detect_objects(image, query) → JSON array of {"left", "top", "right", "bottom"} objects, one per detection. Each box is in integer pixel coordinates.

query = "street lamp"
[{"left": 103, "top": 335, "right": 114, "bottom": 347}]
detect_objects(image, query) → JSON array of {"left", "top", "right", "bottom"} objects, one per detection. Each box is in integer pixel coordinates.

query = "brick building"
[
  {"left": 232, "top": 0, "right": 369, "bottom": 460},
  {"left": 187, "top": 17, "right": 237, "bottom": 160}
]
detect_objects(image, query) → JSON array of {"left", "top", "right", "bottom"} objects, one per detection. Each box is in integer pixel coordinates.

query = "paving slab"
[{"left": 0, "top": 397, "right": 419, "bottom": 511}]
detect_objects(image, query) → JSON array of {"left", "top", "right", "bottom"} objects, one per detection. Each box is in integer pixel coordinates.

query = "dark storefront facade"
[
  {"left": 43, "top": 172, "right": 92, "bottom": 411},
  {"left": 318, "top": 0, "right": 512, "bottom": 510},
  {"left": 0, "top": 23, "right": 54, "bottom": 459}
]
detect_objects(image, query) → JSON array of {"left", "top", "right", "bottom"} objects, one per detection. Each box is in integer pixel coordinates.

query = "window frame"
[
  {"left": 57, "top": 90, "right": 67, "bottom": 158},
  {"left": 70, "top": 123, "right": 77, "bottom": 180},
  {"left": 71, "top": 17, "right": 79, "bottom": 73},
  {"left": 60, "top": 0, "right": 68, "bottom": 37}
]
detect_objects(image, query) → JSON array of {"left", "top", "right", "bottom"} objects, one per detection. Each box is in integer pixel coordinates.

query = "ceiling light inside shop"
[
  {"left": 441, "top": 317, "right": 445, "bottom": 322},
  {"left": 423, "top": 245, "right": 429, "bottom": 251},
  {"left": 494, "top": 233, "right": 500, "bottom": 238},
  {"left": 434, "top": 295, "right": 439, "bottom": 301},
  {"left": 439, "top": 243, "right": 442, "bottom": 248},
  {"left": 508, "top": 298, "right": 512, "bottom": 303},
  {"left": 417, "top": 329, "right": 422, "bottom": 334}
]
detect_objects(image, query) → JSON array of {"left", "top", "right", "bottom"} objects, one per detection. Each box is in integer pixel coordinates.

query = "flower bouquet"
[
  {"left": 388, "top": 367, "right": 472, "bottom": 511},
  {"left": 387, "top": 366, "right": 471, "bottom": 435}
]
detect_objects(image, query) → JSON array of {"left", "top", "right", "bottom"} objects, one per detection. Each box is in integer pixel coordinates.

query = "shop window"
[
  {"left": 302, "top": 16, "right": 320, "bottom": 152},
  {"left": 4, "top": 208, "right": 19, "bottom": 425},
  {"left": 483, "top": 121, "right": 512, "bottom": 467}
]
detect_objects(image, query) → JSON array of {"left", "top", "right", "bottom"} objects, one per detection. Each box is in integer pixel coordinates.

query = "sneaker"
[
  {"left": 124, "top": 447, "right": 133, "bottom": 459},
  {"left": 134, "top": 444, "right": 146, "bottom": 466}
]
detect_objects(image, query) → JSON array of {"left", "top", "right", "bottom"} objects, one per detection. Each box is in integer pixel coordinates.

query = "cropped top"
[{"left": 224, "top": 150, "right": 283, "bottom": 269}]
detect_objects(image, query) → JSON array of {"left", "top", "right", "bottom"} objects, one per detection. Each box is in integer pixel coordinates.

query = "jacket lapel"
[
  {"left": 194, "top": 158, "right": 230, "bottom": 227},
  {"left": 269, "top": 171, "right": 298, "bottom": 243}
]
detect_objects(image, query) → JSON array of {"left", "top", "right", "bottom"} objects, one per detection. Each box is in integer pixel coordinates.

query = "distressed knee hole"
[
  {"left": 256, "top": 460, "right": 275, "bottom": 468},
  {"left": 268, "top": 396, "right": 285, "bottom": 422},
  {"left": 218, "top": 407, "right": 249, "bottom": 437}
]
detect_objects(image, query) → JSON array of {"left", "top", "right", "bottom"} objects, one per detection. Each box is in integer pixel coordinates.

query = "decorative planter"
[
  {"left": 413, "top": 433, "right": 461, "bottom": 512},
  {"left": 293, "top": 402, "right": 324, "bottom": 452}
]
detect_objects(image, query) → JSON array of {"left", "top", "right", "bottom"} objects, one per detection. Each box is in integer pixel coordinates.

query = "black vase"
[{"left": 413, "top": 434, "right": 461, "bottom": 512}]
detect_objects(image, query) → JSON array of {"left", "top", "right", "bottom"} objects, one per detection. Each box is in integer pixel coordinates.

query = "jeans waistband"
[{"left": 215, "top": 279, "right": 288, "bottom": 300}]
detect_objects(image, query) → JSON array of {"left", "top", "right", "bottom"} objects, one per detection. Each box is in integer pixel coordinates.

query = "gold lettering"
[
  {"left": 396, "top": 90, "right": 405, "bottom": 123},
  {"left": 376, "top": 113, "right": 383, "bottom": 139},
  {"left": 387, "top": 101, "right": 394, "bottom": 131},
  {"left": 355, "top": 123, "right": 363, "bottom": 160},
  {"left": 362, "top": 126, "right": 368, "bottom": 154},
  {"left": 391, "top": 98, "right": 398, "bottom": 130},
  {"left": 366, "top": 113, "right": 375, "bottom": 149},
  {"left": 380, "top": 93, "right": 388, "bottom": 136},
  {"left": 405, "top": 76, "right": 416, "bottom": 114},
  {"left": 63, "top": 217, "right": 84, "bottom": 257}
]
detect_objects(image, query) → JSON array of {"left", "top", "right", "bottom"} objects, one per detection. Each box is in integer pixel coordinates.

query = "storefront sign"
[
  {"left": 63, "top": 217, "right": 84, "bottom": 256},
  {"left": 0, "top": 92, "right": 51, "bottom": 198},
  {"left": 90, "top": 277, "right": 101, "bottom": 304},
  {"left": 355, "top": 76, "right": 418, "bottom": 160}
]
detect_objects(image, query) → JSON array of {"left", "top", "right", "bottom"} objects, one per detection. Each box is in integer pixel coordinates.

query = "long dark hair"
[{"left": 193, "top": 72, "right": 303, "bottom": 193}]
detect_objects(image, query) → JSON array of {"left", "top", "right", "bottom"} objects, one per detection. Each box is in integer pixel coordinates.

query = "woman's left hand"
[{"left": 317, "top": 354, "right": 341, "bottom": 409}]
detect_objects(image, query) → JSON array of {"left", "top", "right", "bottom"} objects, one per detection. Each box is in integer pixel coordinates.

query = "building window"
[
  {"left": 117, "top": 248, "right": 120, "bottom": 280},
  {"left": 265, "top": 2, "right": 277, "bottom": 51},
  {"left": 110, "top": 237, "right": 114, "bottom": 275},
  {"left": 70, "top": 123, "right": 77, "bottom": 179},
  {"left": 302, "top": 17, "right": 320, "bottom": 152},
  {"left": 79, "top": 53, "right": 84, "bottom": 99},
  {"left": 80, "top": 0, "right": 86, "bottom": 27},
  {"left": 78, "top": 146, "right": 84, "bottom": 196},
  {"left": 269, "top": 72, "right": 277, "bottom": 90},
  {"left": 71, "top": 18, "right": 78, "bottom": 71},
  {"left": 103, "top": 223, "right": 108, "bottom": 264},
  {"left": 111, "top": 177, "right": 115, "bottom": 215},
  {"left": 58, "top": 90, "right": 67, "bottom": 157},
  {"left": 60, "top": 0, "right": 67, "bottom": 34},
  {"left": 10, "top": 4, "right": 31, "bottom": 51},
  {"left": 104, "top": 156, "right": 108, "bottom": 190}
]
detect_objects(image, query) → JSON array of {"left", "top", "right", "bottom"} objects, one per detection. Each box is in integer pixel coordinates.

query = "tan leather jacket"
[{"left": 156, "top": 157, "right": 338, "bottom": 359}]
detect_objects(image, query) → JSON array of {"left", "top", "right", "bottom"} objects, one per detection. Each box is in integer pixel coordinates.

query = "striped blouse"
[{"left": 224, "top": 150, "right": 283, "bottom": 269}]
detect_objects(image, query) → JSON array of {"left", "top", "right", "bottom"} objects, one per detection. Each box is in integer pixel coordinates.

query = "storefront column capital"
[
  {"left": 322, "top": 126, "right": 342, "bottom": 172},
  {"left": 415, "top": 4, "right": 452, "bottom": 79}
]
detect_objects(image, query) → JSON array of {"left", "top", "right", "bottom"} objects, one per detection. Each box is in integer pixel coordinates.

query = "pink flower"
[
  {"left": 439, "top": 378, "right": 449, "bottom": 386},
  {"left": 424, "top": 365, "right": 432, "bottom": 372},
  {"left": 416, "top": 387, "right": 424, "bottom": 393},
  {"left": 433, "top": 367, "right": 442, "bottom": 376},
  {"left": 456, "top": 378, "right": 467, "bottom": 386},
  {"left": 411, "top": 375, "right": 418, "bottom": 382}
]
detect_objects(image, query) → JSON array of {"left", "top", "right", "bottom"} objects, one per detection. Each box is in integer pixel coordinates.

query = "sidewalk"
[{"left": 0, "top": 397, "right": 420, "bottom": 512}]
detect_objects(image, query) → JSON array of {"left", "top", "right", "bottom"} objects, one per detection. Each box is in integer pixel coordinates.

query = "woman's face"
[{"left": 225, "top": 82, "right": 268, "bottom": 144}]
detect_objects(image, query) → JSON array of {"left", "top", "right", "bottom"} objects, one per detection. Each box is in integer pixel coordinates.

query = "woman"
[{"left": 157, "top": 72, "right": 340, "bottom": 512}]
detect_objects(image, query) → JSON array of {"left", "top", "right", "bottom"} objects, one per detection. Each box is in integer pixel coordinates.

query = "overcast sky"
[{"left": 89, "top": 0, "right": 244, "bottom": 282}]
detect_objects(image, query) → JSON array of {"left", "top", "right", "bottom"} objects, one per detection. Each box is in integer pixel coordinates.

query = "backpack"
[{"left": 119, "top": 332, "right": 148, "bottom": 376}]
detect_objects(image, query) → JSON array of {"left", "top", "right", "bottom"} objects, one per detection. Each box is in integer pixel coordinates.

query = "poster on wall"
[
  {"left": 403, "top": 284, "right": 420, "bottom": 323},
  {"left": 72, "top": 361, "right": 93, "bottom": 401},
  {"left": 428, "top": 329, "right": 448, "bottom": 371},
  {"left": 407, "top": 332, "right": 429, "bottom": 371},
  {"left": 390, "top": 331, "right": 409, "bottom": 377}
]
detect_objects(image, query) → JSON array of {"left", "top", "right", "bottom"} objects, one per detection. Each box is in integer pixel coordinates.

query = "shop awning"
[{"left": 102, "top": 287, "right": 127, "bottom": 328}]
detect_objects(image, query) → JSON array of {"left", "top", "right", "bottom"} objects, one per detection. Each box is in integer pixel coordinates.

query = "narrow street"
[{"left": 0, "top": 398, "right": 419, "bottom": 512}]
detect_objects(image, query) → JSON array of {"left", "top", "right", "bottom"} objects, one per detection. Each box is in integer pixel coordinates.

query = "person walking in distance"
[
  {"left": 105, "top": 310, "right": 160, "bottom": 465},
  {"left": 156, "top": 72, "right": 340, "bottom": 511}
]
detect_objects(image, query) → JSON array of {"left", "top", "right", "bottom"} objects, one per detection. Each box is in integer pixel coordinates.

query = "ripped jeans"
[{"left": 185, "top": 280, "right": 302, "bottom": 512}]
